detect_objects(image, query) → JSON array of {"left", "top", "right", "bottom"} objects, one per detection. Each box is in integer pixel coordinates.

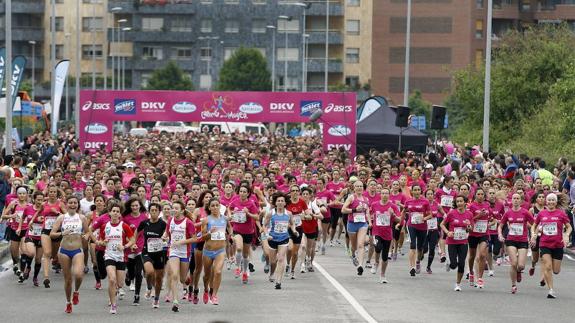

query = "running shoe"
[
  {"left": 308, "top": 264, "right": 315, "bottom": 273},
  {"left": 445, "top": 262, "right": 451, "bottom": 272},
  {"left": 132, "top": 295, "right": 140, "bottom": 306},
  {"left": 300, "top": 263, "right": 306, "bottom": 274},
  {"left": 234, "top": 268, "right": 241, "bottom": 278},
  {"left": 415, "top": 262, "right": 421, "bottom": 274},
  {"left": 249, "top": 262, "right": 255, "bottom": 273},
  {"left": 496, "top": 257, "right": 502, "bottom": 266},
  {"left": 192, "top": 290, "right": 199, "bottom": 304},
  {"left": 547, "top": 289, "right": 556, "bottom": 299},
  {"left": 469, "top": 273, "right": 475, "bottom": 286},
  {"left": 12, "top": 264, "right": 18, "bottom": 276},
  {"left": 226, "top": 260, "right": 231, "bottom": 270},
  {"left": 380, "top": 276, "right": 388, "bottom": 284},
  {"left": 152, "top": 300, "right": 159, "bottom": 309},
  {"left": 118, "top": 288, "right": 125, "bottom": 300},
  {"left": 165, "top": 295, "right": 172, "bottom": 303},
  {"left": 426, "top": 267, "right": 432, "bottom": 274},
  {"left": 352, "top": 256, "right": 359, "bottom": 267},
  {"left": 73, "top": 291, "right": 80, "bottom": 305},
  {"left": 370, "top": 265, "right": 377, "bottom": 275},
  {"left": 65, "top": 303, "right": 73, "bottom": 314},
  {"left": 517, "top": 271, "right": 522, "bottom": 283},
  {"left": 110, "top": 304, "right": 117, "bottom": 314},
  {"left": 290, "top": 271, "right": 295, "bottom": 280},
  {"left": 321, "top": 245, "right": 326, "bottom": 255},
  {"left": 43, "top": 278, "right": 50, "bottom": 288},
  {"left": 33, "top": 278, "right": 38, "bottom": 287},
  {"left": 264, "top": 263, "right": 270, "bottom": 274},
  {"left": 211, "top": 295, "right": 219, "bottom": 305},
  {"left": 529, "top": 267, "right": 535, "bottom": 276},
  {"left": 242, "top": 272, "right": 249, "bottom": 284},
  {"left": 203, "top": 291, "right": 209, "bottom": 304},
  {"left": 540, "top": 280, "right": 546, "bottom": 287},
  {"left": 95, "top": 281, "right": 102, "bottom": 290},
  {"left": 83, "top": 266, "right": 89, "bottom": 274},
  {"left": 488, "top": 270, "right": 494, "bottom": 277},
  {"left": 269, "top": 276, "right": 275, "bottom": 283},
  {"left": 145, "top": 289, "right": 152, "bottom": 300},
  {"left": 454, "top": 284, "right": 462, "bottom": 292},
  {"left": 511, "top": 285, "right": 517, "bottom": 294},
  {"left": 172, "top": 302, "right": 179, "bottom": 312},
  {"left": 275, "top": 282, "right": 282, "bottom": 289},
  {"left": 365, "top": 261, "right": 372, "bottom": 269},
  {"left": 440, "top": 253, "right": 446, "bottom": 263},
  {"left": 357, "top": 266, "right": 364, "bottom": 276},
  {"left": 410, "top": 268, "right": 416, "bottom": 277},
  {"left": 329, "top": 240, "right": 335, "bottom": 247},
  {"left": 18, "top": 274, "right": 25, "bottom": 284},
  {"left": 130, "top": 284, "right": 136, "bottom": 292},
  {"left": 476, "top": 278, "right": 484, "bottom": 289}
]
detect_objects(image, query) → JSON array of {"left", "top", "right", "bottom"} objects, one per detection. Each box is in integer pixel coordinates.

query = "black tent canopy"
[{"left": 356, "top": 96, "right": 428, "bottom": 154}]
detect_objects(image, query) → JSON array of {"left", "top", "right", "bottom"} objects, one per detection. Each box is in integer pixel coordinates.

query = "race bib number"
[
  {"left": 45, "top": 217, "right": 56, "bottom": 230},
  {"left": 274, "top": 221, "right": 288, "bottom": 234},
  {"left": 293, "top": 214, "right": 302, "bottom": 227},
  {"left": 376, "top": 212, "right": 390, "bottom": 226},
  {"left": 353, "top": 212, "right": 366, "bottom": 223},
  {"left": 542, "top": 223, "right": 558, "bottom": 236},
  {"left": 211, "top": 227, "right": 226, "bottom": 241},
  {"left": 233, "top": 211, "right": 247, "bottom": 223},
  {"left": 489, "top": 221, "right": 497, "bottom": 231},
  {"left": 473, "top": 220, "right": 488, "bottom": 233},
  {"left": 147, "top": 238, "right": 163, "bottom": 252},
  {"left": 30, "top": 223, "right": 43, "bottom": 236},
  {"left": 453, "top": 227, "right": 467, "bottom": 241},
  {"left": 427, "top": 218, "right": 438, "bottom": 230},
  {"left": 440, "top": 196, "right": 453, "bottom": 207},
  {"left": 508, "top": 223, "right": 524, "bottom": 236},
  {"left": 15, "top": 210, "right": 23, "bottom": 222},
  {"left": 108, "top": 239, "right": 121, "bottom": 252},
  {"left": 410, "top": 212, "right": 423, "bottom": 225}
]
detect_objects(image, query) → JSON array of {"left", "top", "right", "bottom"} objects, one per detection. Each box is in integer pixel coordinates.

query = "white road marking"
[
  {"left": 314, "top": 262, "right": 378, "bottom": 323},
  {"left": 565, "top": 254, "right": 574, "bottom": 261}
]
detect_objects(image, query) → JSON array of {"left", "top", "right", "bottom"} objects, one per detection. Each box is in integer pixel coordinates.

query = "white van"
[{"left": 199, "top": 122, "right": 268, "bottom": 135}]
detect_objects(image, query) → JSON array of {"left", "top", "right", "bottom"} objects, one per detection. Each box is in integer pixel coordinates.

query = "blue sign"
[
  {"left": 411, "top": 115, "right": 426, "bottom": 130},
  {"left": 444, "top": 113, "right": 449, "bottom": 129}
]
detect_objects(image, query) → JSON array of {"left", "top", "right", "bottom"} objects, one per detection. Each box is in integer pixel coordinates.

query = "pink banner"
[{"left": 79, "top": 90, "right": 356, "bottom": 157}]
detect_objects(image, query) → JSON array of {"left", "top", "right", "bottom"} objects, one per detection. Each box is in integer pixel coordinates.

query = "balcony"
[
  {"left": 12, "top": 28, "right": 44, "bottom": 42},
  {"left": 12, "top": 0, "right": 45, "bottom": 14},
  {"left": 535, "top": 4, "right": 575, "bottom": 20},
  {"left": 306, "top": 58, "right": 342, "bottom": 73},
  {"left": 108, "top": 0, "right": 195, "bottom": 14},
  {"left": 492, "top": 4, "right": 520, "bottom": 19},
  {"left": 306, "top": 30, "right": 342, "bottom": 44},
  {"left": 119, "top": 57, "right": 195, "bottom": 71},
  {"left": 110, "top": 28, "right": 195, "bottom": 43},
  {"left": 305, "top": 0, "right": 344, "bottom": 16}
]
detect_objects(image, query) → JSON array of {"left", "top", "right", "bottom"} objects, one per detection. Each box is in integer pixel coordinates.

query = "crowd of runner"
[{"left": 0, "top": 129, "right": 574, "bottom": 314}]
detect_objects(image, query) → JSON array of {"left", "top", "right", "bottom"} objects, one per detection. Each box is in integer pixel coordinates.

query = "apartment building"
[
  {"left": 343, "top": 0, "right": 372, "bottom": 92},
  {"left": 372, "top": 0, "right": 575, "bottom": 105}
]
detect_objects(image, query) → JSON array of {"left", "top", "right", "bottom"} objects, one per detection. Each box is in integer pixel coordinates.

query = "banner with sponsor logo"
[
  {"left": 0, "top": 48, "right": 5, "bottom": 96},
  {"left": 9, "top": 56, "right": 27, "bottom": 111},
  {"left": 51, "top": 60, "right": 70, "bottom": 135},
  {"left": 79, "top": 90, "right": 356, "bottom": 156}
]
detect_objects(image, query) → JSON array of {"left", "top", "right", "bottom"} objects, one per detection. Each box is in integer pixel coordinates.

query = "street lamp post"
[
  {"left": 64, "top": 33, "right": 70, "bottom": 121},
  {"left": 278, "top": 15, "right": 291, "bottom": 92},
  {"left": 266, "top": 25, "right": 277, "bottom": 92},
  {"left": 403, "top": 0, "right": 412, "bottom": 106},
  {"left": 121, "top": 27, "right": 131, "bottom": 90},
  {"left": 110, "top": 7, "right": 122, "bottom": 90},
  {"left": 28, "top": 41, "right": 36, "bottom": 101},
  {"left": 116, "top": 19, "right": 127, "bottom": 90},
  {"left": 483, "top": 0, "right": 493, "bottom": 152},
  {"left": 4, "top": 0, "right": 12, "bottom": 154},
  {"left": 324, "top": 0, "right": 329, "bottom": 92},
  {"left": 75, "top": 1, "right": 80, "bottom": 140},
  {"left": 91, "top": 0, "right": 96, "bottom": 89},
  {"left": 50, "top": 0, "right": 56, "bottom": 129},
  {"left": 292, "top": 2, "right": 310, "bottom": 92}
]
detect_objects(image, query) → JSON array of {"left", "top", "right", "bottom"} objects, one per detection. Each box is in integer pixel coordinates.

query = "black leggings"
[
  {"left": 329, "top": 207, "right": 348, "bottom": 238},
  {"left": 408, "top": 226, "right": 427, "bottom": 251},
  {"left": 424, "top": 230, "right": 439, "bottom": 267},
  {"left": 488, "top": 234, "right": 502, "bottom": 256},
  {"left": 448, "top": 244, "right": 468, "bottom": 273},
  {"left": 126, "top": 256, "right": 144, "bottom": 296},
  {"left": 96, "top": 250, "right": 107, "bottom": 280},
  {"left": 374, "top": 236, "right": 392, "bottom": 262}
]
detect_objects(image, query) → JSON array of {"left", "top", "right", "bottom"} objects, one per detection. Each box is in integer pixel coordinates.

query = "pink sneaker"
[
  {"left": 242, "top": 272, "right": 248, "bottom": 284},
  {"left": 469, "top": 274, "right": 475, "bottom": 287},
  {"left": 203, "top": 291, "right": 209, "bottom": 304},
  {"left": 234, "top": 268, "right": 241, "bottom": 278},
  {"left": 211, "top": 295, "right": 219, "bottom": 305},
  {"left": 511, "top": 285, "right": 517, "bottom": 294}
]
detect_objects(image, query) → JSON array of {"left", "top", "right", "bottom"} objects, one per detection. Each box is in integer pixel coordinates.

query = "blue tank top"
[
  {"left": 207, "top": 215, "right": 227, "bottom": 241},
  {"left": 269, "top": 210, "right": 290, "bottom": 242}
]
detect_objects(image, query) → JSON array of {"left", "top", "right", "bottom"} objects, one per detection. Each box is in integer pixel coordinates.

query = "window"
[
  {"left": 142, "top": 17, "right": 164, "bottom": 31},
  {"left": 225, "top": 0, "right": 239, "bottom": 3},
  {"left": 201, "top": 19, "right": 212, "bottom": 33},
  {"left": 279, "top": 76, "right": 298, "bottom": 91},
  {"left": 346, "top": 20, "right": 360, "bottom": 35},
  {"left": 476, "top": 0, "right": 483, "bottom": 9},
  {"left": 346, "top": 48, "right": 359, "bottom": 63},
  {"left": 51, "top": 17, "right": 64, "bottom": 32},
  {"left": 82, "top": 17, "right": 103, "bottom": 32},
  {"left": 55, "top": 44, "right": 64, "bottom": 60},
  {"left": 345, "top": 76, "right": 359, "bottom": 89},
  {"left": 142, "top": 46, "right": 163, "bottom": 60},
  {"left": 252, "top": 0, "right": 266, "bottom": 4},
  {"left": 200, "top": 47, "right": 212, "bottom": 60},
  {"left": 252, "top": 19, "right": 266, "bottom": 33},
  {"left": 171, "top": 17, "right": 192, "bottom": 32},
  {"left": 173, "top": 47, "right": 192, "bottom": 60},
  {"left": 83, "top": 0, "right": 103, "bottom": 3},
  {"left": 278, "top": 19, "right": 299, "bottom": 33},
  {"left": 278, "top": 48, "right": 299, "bottom": 61},
  {"left": 224, "top": 47, "right": 238, "bottom": 60},
  {"left": 475, "top": 19, "right": 483, "bottom": 39},
  {"left": 82, "top": 45, "right": 103, "bottom": 59},
  {"left": 475, "top": 49, "right": 483, "bottom": 69},
  {"left": 347, "top": 0, "right": 360, "bottom": 6},
  {"left": 225, "top": 20, "right": 240, "bottom": 33}
]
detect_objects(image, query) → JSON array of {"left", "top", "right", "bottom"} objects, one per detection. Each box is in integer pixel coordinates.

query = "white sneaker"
[
  {"left": 454, "top": 284, "right": 462, "bottom": 292},
  {"left": 118, "top": 288, "right": 125, "bottom": 300},
  {"left": 380, "top": 276, "right": 388, "bottom": 284},
  {"left": 129, "top": 284, "right": 135, "bottom": 292},
  {"left": 370, "top": 266, "right": 377, "bottom": 274},
  {"left": 488, "top": 270, "right": 494, "bottom": 277},
  {"left": 300, "top": 263, "right": 306, "bottom": 274}
]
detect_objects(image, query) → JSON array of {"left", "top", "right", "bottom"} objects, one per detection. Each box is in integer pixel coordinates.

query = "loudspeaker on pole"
[
  {"left": 395, "top": 105, "right": 410, "bottom": 128},
  {"left": 430, "top": 105, "right": 446, "bottom": 129}
]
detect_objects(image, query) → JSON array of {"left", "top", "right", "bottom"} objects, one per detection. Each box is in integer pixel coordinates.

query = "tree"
[
  {"left": 217, "top": 47, "right": 271, "bottom": 91},
  {"left": 144, "top": 61, "right": 193, "bottom": 90},
  {"left": 408, "top": 90, "right": 432, "bottom": 120},
  {"left": 446, "top": 23, "right": 575, "bottom": 155}
]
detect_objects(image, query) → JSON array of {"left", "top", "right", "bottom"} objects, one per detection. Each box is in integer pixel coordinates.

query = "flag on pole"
[{"left": 51, "top": 59, "right": 70, "bottom": 135}]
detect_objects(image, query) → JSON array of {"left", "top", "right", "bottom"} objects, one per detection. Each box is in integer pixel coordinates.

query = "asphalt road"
[{"left": 1, "top": 242, "right": 574, "bottom": 323}]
